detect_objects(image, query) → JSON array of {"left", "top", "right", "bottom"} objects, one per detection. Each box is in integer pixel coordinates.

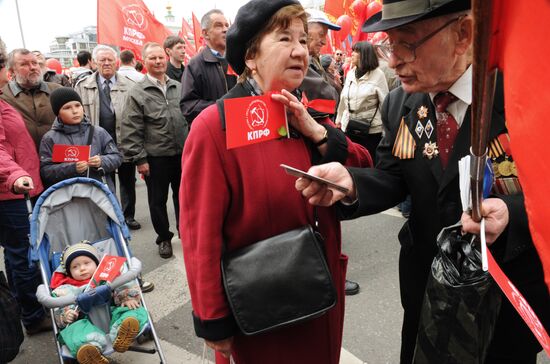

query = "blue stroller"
[{"left": 28, "top": 177, "right": 167, "bottom": 363}]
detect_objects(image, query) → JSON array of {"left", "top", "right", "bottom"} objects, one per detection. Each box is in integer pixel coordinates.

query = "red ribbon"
[{"left": 301, "top": 92, "right": 336, "bottom": 115}]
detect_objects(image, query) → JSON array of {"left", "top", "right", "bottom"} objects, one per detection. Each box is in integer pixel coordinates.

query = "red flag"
[
  {"left": 224, "top": 94, "right": 288, "bottom": 149},
  {"left": 192, "top": 12, "right": 204, "bottom": 52},
  {"left": 490, "top": 0, "right": 550, "bottom": 293},
  {"left": 52, "top": 145, "right": 90, "bottom": 163},
  {"left": 97, "top": 0, "right": 172, "bottom": 57},
  {"left": 179, "top": 18, "right": 196, "bottom": 63},
  {"left": 90, "top": 255, "right": 127, "bottom": 288}
]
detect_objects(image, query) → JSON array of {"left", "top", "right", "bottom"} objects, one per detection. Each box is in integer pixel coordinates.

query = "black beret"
[
  {"left": 49, "top": 87, "right": 82, "bottom": 116},
  {"left": 226, "top": 0, "right": 301, "bottom": 75}
]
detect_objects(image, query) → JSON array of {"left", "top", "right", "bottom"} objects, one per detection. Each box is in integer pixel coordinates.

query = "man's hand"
[
  {"left": 13, "top": 176, "right": 33, "bottom": 193},
  {"left": 295, "top": 162, "right": 356, "bottom": 206},
  {"left": 205, "top": 337, "right": 233, "bottom": 359},
  {"left": 461, "top": 198, "right": 509, "bottom": 245},
  {"left": 87, "top": 155, "right": 102, "bottom": 168},
  {"left": 137, "top": 163, "right": 150, "bottom": 177},
  {"left": 76, "top": 161, "right": 88, "bottom": 174},
  {"left": 121, "top": 298, "right": 141, "bottom": 310}
]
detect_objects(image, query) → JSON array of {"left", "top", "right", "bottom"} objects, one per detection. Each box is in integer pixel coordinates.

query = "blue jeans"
[{"left": 0, "top": 198, "right": 45, "bottom": 327}]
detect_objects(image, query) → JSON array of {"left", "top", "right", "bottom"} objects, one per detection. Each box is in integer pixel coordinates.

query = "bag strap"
[{"left": 86, "top": 124, "right": 95, "bottom": 146}]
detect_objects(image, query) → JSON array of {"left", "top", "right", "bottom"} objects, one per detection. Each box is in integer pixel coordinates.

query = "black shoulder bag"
[
  {"left": 0, "top": 271, "right": 24, "bottom": 363},
  {"left": 221, "top": 209, "right": 337, "bottom": 335},
  {"left": 345, "top": 78, "right": 379, "bottom": 138}
]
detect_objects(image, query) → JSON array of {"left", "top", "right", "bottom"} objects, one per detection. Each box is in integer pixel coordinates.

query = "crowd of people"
[{"left": 0, "top": 0, "right": 548, "bottom": 363}]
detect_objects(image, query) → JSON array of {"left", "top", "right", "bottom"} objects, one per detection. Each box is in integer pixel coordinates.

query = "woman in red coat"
[{"left": 179, "top": 1, "right": 371, "bottom": 363}]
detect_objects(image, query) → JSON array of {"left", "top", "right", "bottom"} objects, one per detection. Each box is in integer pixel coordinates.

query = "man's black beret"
[{"left": 226, "top": 0, "right": 301, "bottom": 75}]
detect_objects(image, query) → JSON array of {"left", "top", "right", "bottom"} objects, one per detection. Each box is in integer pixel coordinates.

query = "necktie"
[
  {"left": 434, "top": 92, "right": 458, "bottom": 168},
  {"left": 103, "top": 79, "right": 111, "bottom": 103}
]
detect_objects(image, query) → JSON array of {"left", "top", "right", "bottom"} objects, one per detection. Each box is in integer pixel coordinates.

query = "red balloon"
[
  {"left": 365, "top": 1, "right": 383, "bottom": 20},
  {"left": 45, "top": 58, "right": 62, "bottom": 74},
  {"left": 350, "top": 0, "right": 366, "bottom": 20},
  {"left": 336, "top": 15, "right": 352, "bottom": 37}
]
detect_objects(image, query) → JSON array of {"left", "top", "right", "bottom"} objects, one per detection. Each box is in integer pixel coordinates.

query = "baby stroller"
[{"left": 28, "top": 177, "right": 167, "bottom": 363}]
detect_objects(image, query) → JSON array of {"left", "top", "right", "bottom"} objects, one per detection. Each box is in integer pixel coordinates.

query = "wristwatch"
[{"left": 314, "top": 128, "right": 328, "bottom": 147}]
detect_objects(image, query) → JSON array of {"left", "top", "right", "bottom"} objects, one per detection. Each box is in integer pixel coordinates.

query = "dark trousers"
[
  {"left": 0, "top": 199, "right": 45, "bottom": 327},
  {"left": 144, "top": 155, "right": 181, "bottom": 244},
  {"left": 118, "top": 162, "right": 137, "bottom": 219}
]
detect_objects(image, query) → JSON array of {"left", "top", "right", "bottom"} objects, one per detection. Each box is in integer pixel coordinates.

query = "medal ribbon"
[{"left": 497, "top": 133, "right": 512, "bottom": 155}]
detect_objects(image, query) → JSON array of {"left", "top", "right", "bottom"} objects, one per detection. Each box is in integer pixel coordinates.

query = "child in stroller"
[{"left": 51, "top": 241, "right": 148, "bottom": 364}]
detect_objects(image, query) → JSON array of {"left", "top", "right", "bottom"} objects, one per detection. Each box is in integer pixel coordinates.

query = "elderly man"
[
  {"left": 164, "top": 35, "right": 186, "bottom": 82},
  {"left": 121, "top": 42, "right": 188, "bottom": 259},
  {"left": 32, "top": 51, "right": 70, "bottom": 87},
  {"left": 297, "top": 0, "right": 550, "bottom": 363},
  {"left": 0, "top": 48, "right": 61, "bottom": 150},
  {"left": 300, "top": 9, "right": 341, "bottom": 120},
  {"left": 75, "top": 45, "right": 142, "bottom": 230},
  {"left": 180, "top": 9, "right": 237, "bottom": 126}
]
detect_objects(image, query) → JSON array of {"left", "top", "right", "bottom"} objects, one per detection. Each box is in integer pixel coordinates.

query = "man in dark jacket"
[
  {"left": 164, "top": 35, "right": 186, "bottom": 82},
  {"left": 297, "top": 1, "right": 550, "bottom": 363},
  {"left": 180, "top": 9, "right": 237, "bottom": 126}
]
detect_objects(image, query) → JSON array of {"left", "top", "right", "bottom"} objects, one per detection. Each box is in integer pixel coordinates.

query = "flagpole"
[{"left": 15, "top": 0, "right": 26, "bottom": 48}]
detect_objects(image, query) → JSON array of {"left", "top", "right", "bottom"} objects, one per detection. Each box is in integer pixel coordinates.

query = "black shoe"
[
  {"left": 140, "top": 280, "right": 155, "bottom": 293},
  {"left": 25, "top": 314, "right": 53, "bottom": 335},
  {"left": 125, "top": 218, "right": 141, "bottom": 230},
  {"left": 345, "top": 280, "right": 360, "bottom": 296},
  {"left": 158, "top": 240, "right": 173, "bottom": 259}
]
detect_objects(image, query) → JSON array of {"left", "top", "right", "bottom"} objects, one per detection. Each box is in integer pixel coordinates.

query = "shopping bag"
[{"left": 413, "top": 223, "right": 502, "bottom": 364}]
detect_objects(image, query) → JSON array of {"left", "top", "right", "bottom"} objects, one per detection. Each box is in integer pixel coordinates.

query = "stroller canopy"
[{"left": 30, "top": 177, "right": 130, "bottom": 256}]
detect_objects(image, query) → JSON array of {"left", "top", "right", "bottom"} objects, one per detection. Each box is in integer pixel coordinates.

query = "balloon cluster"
[{"left": 332, "top": 0, "right": 388, "bottom": 47}]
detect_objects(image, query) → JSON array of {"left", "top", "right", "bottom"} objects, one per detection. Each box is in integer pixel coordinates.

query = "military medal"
[
  {"left": 415, "top": 121, "right": 424, "bottom": 139},
  {"left": 492, "top": 162, "right": 501, "bottom": 178},
  {"left": 424, "top": 120, "right": 434, "bottom": 139},
  {"left": 417, "top": 105, "right": 428, "bottom": 119},
  {"left": 498, "top": 159, "right": 513, "bottom": 177},
  {"left": 423, "top": 142, "right": 439, "bottom": 159}
]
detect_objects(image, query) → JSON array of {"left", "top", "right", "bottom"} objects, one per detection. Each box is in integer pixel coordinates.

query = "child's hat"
[
  {"left": 61, "top": 241, "right": 100, "bottom": 276},
  {"left": 49, "top": 87, "right": 82, "bottom": 116}
]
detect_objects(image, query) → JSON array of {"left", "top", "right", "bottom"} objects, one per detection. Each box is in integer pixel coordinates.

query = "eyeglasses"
[
  {"left": 376, "top": 16, "right": 463, "bottom": 63},
  {"left": 335, "top": 53, "right": 343, "bottom": 56}
]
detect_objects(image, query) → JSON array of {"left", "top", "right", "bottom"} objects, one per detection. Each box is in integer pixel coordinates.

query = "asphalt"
[{"left": 4, "top": 178, "right": 549, "bottom": 363}]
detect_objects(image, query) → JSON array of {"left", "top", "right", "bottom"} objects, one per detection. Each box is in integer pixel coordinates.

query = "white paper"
[
  {"left": 458, "top": 155, "right": 471, "bottom": 212},
  {"left": 480, "top": 218, "right": 489, "bottom": 271}
]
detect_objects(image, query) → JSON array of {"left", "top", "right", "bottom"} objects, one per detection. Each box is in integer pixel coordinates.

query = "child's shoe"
[
  {"left": 113, "top": 316, "right": 139, "bottom": 352},
  {"left": 76, "top": 344, "right": 108, "bottom": 364}
]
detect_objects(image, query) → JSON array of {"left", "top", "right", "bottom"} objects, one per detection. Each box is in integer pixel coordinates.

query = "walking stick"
[{"left": 470, "top": 0, "right": 498, "bottom": 222}]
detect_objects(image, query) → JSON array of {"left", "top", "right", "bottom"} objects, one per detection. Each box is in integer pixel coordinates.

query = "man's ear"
[
  {"left": 455, "top": 15, "right": 473, "bottom": 56},
  {"left": 202, "top": 29, "right": 209, "bottom": 40}
]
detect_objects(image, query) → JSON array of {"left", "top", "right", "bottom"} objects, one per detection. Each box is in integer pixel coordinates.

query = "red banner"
[
  {"left": 487, "top": 250, "right": 550, "bottom": 355},
  {"left": 192, "top": 12, "right": 204, "bottom": 52},
  {"left": 224, "top": 94, "right": 288, "bottom": 150},
  {"left": 97, "top": 0, "right": 172, "bottom": 56},
  {"left": 179, "top": 17, "right": 196, "bottom": 62},
  {"left": 52, "top": 144, "right": 90, "bottom": 163}
]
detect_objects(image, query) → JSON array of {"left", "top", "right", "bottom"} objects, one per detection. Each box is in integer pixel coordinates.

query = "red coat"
[
  {"left": 180, "top": 84, "right": 370, "bottom": 364},
  {"left": 0, "top": 100, "right": 43, "bottom": 199}
]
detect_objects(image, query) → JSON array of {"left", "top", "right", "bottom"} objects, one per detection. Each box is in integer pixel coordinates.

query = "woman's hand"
[
  {"left": 13, "top": 176, "right": 34, "bottom": 193},
  {"left": 75, "top": 161, "right": 89, "bottom": 173},
  {"left": 271, "top": 90, "right": 326, "bottom": 145},
  {"left": 87, "top": 155, "right": 102, "bottom": 168},
  {"left": 296, "top": 162, "right": 356, "bottom": 206},
  {"left": 205, "top": 337, "right": 233, "bottom": 359},
  {"left": 461, "top": 198, "right": 509, "bottom": 244},
  {"left": 121, "top": 298, "right": 141, "bottom": 310},
  {"left": 64, "top": 308, "right": 78, "bottom": 324}
]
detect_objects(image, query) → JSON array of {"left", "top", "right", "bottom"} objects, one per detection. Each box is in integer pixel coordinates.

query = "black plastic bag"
[
  {"left": 413, "top": 223, "right": 502, "bottom": 364},
  {"left": 0, "top": 271, "right": 24, "bottom": 363}
]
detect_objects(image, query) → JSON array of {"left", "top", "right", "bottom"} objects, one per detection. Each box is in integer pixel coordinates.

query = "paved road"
[{"left": 6, "top": 179, "right": 550, "bottom": 363}]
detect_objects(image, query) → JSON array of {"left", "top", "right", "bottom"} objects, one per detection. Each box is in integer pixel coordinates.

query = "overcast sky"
[{"left": 0, "top": 0, "right": 322, "bottom": 53}]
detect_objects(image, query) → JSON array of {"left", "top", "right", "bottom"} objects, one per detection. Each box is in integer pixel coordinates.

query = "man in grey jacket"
[{"left": 121, "top": 42, "right": 188, "bottom": 259}]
